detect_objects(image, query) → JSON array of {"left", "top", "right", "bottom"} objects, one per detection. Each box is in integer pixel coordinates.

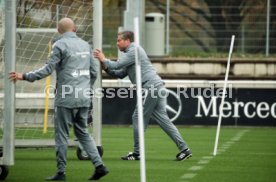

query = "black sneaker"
[
  {"left": 121, "top": 152, "right": 140, "bottom": 160},
  {"left": 176, "top": 148, "right": 192, "bottom": 161},
  {"left": 89, "top": 165, "right": 109, "bottom": 180},
  {"left": 45, "top": 172, "right": 65, "bottom": 181}
]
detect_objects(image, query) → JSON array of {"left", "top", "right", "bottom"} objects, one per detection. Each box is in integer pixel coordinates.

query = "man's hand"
[
  {"left": 9, "top": 72, "right": 23, "bottom": 83},
  {"left": 93, "top": 49, "right": 106, "bottom": 62}
]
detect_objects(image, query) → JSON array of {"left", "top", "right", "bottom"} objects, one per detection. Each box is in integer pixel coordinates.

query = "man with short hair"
[
  {"left": 9, "top": 17, "right": 108, "bottom": 181},
  {"left": 94, "top": 31, "right": 192, "bottom": 161}
]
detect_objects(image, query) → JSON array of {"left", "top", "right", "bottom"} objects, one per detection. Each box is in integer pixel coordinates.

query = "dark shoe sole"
[
  {"left": 176, "top": 153, "right": 192, "bottom": 161},
  {"left": 121, "top": 157, "right": 140, "bottom": 160}
]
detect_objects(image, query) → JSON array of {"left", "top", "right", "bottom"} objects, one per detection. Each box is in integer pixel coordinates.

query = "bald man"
[{"left": 9, "top": 18, "right": 109, "bottom": 181}]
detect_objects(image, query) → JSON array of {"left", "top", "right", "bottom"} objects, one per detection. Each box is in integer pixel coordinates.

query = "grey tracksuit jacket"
[
  {"left": 23, "top": 32, "right": 97, "bottom": 108},
  {"left": 104, "top": 43, "right": 164, "bottom": 88}
]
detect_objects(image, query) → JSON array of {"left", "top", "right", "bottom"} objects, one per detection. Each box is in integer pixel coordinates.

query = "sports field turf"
[{"left": 5, "top": 126, "right": 276, "bottom": 182}]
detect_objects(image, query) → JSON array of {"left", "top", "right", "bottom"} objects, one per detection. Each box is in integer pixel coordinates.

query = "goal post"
[
  {"left": 3, "top": 0, "right": 16, "bottom": 166},
  {"left": 92, "top": 0, "right": 103, "bottom": 150},
  {"left": 134, "top": 17, "right": 147, "bottom": 182}
]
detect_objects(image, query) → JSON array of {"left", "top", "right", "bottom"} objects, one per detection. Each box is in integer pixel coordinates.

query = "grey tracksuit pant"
[
  {"left": 132, "top": 86, "right": 188, "bottom": 154},
  {"left": 54, "top": 107, "right": 103, "bottom": 173}
]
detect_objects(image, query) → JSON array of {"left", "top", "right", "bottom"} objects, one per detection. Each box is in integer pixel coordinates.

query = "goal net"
[{"left": 0, "top": 0, "right": 94, "bottom": 147}]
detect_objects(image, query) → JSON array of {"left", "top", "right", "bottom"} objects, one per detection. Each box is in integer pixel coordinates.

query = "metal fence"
[
  {"left": 103, "top": 0, "right": 275, "bottom": 56},
  {"left": 0, "top": 0, "right": 275, "bottom": 58}
]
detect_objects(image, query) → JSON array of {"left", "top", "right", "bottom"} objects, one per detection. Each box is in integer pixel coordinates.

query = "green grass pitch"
[{"left": 5, "top": 126, "right": 276, "bottom": 182}]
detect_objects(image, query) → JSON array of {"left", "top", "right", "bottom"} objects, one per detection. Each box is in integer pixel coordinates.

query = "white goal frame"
[{"left": 1, "top": 0, "right": 103, "bottom": 166}]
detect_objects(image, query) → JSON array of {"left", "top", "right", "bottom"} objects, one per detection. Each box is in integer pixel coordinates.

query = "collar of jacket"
[
  {"left": 62, "top": 32, "right": 77, "bottom": 38},
  {"left": 124, "top": 42, "right": 135, "bottom": 53}
]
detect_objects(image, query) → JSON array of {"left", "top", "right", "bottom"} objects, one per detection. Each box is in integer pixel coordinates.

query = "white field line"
[{"left": 179, "top": 129, "right": 250, "bottom": 182}]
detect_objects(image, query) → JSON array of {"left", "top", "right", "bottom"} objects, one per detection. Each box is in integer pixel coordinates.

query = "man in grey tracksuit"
[
  {"left": 94, "top": 31, "right": 192, "bottom": 161},
  {"left": 9, "top": 18, "right": 108, "bottom": 180}
]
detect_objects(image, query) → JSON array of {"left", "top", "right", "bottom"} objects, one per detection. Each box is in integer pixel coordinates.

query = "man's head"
[
  {"left": 57, "top": 17, "right": 76, "bottom": 34},
  {"left": 117, "top": 31, "right": 134, "bottom": 51}
]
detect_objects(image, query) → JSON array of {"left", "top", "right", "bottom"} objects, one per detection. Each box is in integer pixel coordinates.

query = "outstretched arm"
[
  {"left": 22, "top": 45, "right": 62, "bottom": 82},
  {"left": 93, "top": 49, "right": 128, "bottom": 79},
  {"left": 9, "top": 43, "right": 62, "bottom": 83},
  {"left": 93, "top": 49, "right": 135, "bottom": 70},
  {"left": 105, "top": 67, "right": 128, "bottom": 79}
]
